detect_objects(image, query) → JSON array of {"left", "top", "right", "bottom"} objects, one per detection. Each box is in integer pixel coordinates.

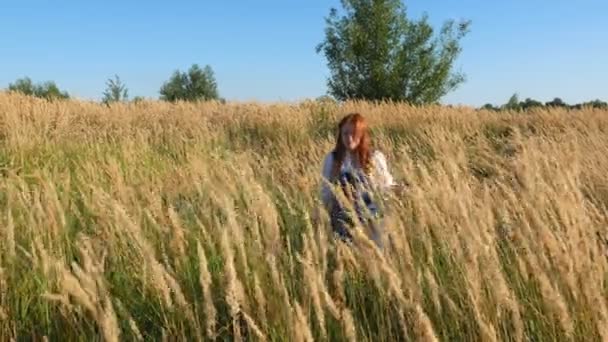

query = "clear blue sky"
[{"left": 1, "top": 1, "right": 606, "bottom": 106}]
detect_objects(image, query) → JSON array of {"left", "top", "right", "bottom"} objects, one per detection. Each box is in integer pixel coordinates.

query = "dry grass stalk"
[
  {"left": 220, "top": 228, "right": 246, "bottom": 341},
  {"left": 196, "top": 241, "right": 217, "bottom": 339},
  {"left": 0, "top": 93, "right": 607, "bottom": 340},
  {"left": 44, "top": 238, "right": 120, "bottom": 342}
]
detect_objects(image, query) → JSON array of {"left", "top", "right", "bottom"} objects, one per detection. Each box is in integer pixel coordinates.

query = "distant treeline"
[
  {"left": 480, "top": 93, "right": 607, "bottom": 111},
  {"left": 4, "top": 76, "right": 606, "bottom": 112},
  {"left": 3, "top": 64, "right": 222, "bottom": 104}
]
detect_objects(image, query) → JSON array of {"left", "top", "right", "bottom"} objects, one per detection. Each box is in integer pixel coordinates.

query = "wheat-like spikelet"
[
  {"left": 340, "top": 308, "right": 357, "bottom": 342},
  {"left": 292, "top": 301, "right": 315, "bottom": 342},
  {"left": 44, "top": 237, "right": 121, "bottom": 342},
  {"left": 220, "top": 228, "right": 246, "bottom": 341},
  {"left": 167, "top": 206, "right": 187, "bottom": 261},
  {"left": 296, "top": 249, "right": 326, "bottom": 339},
  {"left": 196, "top": 241, "right": 217, "bottom": 339},
  {"left": 241, "top": 310, "right": 267, "bottom": 341},
  {"left": 252, "top": 272, "right": 268, "bottom": 325}
]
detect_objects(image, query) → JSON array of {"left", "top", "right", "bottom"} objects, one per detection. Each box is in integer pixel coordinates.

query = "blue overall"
[{"left": 330, "top": 169, "right": 384, "bottom": 248}]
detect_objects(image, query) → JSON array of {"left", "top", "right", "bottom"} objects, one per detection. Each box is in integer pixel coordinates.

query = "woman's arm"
[
  {"left": 371, "top": 151, "right": 396, "bottom": 189},
  {"left": 372, "top": 151, "right": 408, "bottom": 196}
]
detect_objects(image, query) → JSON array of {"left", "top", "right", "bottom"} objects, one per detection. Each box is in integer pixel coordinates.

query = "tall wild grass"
[{"left": 0, "top": 92, "right": 607, "bottom": 341}]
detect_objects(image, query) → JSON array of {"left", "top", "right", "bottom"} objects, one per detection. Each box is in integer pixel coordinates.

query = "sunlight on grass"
[{"left": 0, "top": 92, "right": 607, "bottom": 341}]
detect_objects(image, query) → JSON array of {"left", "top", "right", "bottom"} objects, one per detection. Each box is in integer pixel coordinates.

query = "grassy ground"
[{"left": 1, "top": 92, "right": 607, "bottom": 341}]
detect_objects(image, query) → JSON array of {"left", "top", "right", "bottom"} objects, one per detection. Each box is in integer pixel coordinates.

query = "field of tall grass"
[{"left": 1, "top": 91, "right": 608, "bottom": 341}]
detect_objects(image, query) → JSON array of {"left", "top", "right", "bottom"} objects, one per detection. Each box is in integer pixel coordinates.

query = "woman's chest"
[
  {"left": 339, "top": 155, "right": 380, "bottom": 185},
  {"left": 340, "top": 155, "right": 358, "bottom": 172}
]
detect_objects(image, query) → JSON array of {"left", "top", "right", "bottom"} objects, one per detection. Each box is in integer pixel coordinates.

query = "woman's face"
[{"left": 341, "top": 122, "right": 361, "bottom": 151}]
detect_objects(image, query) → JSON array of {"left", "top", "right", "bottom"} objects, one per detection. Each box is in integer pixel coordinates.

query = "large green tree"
[
  {"left": 159, "top": 64, "right": 219, "bottom": 102},
  {"left": 316, "top": 0, "right": 471, "bottom": 104}
]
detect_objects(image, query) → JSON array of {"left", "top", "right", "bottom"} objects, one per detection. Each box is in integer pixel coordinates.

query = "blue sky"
[{"left": 1, "top": 1, "right": 606, "bottom": 106}]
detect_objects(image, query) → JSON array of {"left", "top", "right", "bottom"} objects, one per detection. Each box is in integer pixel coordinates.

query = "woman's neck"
[{"left": 345, "top": 151, "right": 359, "bottom": 166}]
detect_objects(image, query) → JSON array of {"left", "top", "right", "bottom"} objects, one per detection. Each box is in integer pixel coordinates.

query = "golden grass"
[{"left": 1, "top": 92, "right": 608, "bottom": 340}]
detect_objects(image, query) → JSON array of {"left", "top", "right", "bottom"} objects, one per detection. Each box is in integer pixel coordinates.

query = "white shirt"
[{"left": 320, "top": 150, "right": 395, "bottom": 208}]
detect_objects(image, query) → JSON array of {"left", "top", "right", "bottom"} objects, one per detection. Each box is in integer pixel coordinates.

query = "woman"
[{"left": 319, "top": 113, "right": 399, "bottom": 248}]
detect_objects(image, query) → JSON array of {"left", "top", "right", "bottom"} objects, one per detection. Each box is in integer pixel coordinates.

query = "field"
[{"left": 1, "top": 92, "right": 608, "bottom": 341}]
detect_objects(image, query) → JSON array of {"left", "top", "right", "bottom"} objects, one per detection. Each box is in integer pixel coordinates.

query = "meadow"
[{"left": 0, "top": 92, "right": 607, "bottom": 341}]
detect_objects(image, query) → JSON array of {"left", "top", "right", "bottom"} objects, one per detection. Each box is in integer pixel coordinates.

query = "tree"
[
  {"left": 481, "top": 103, "right": 498, "bottom": 111},
  {"left": 316, "top": 0, "right": 471, "bottom": 104},
  {"left": 503, "top": 93, "right": 520, "bottom": 110},
  {"left": 546, "top": 97, "right": 567, "bottom": 108},
  {"left": 8, "top": 77, "right": 36, "bottom": 96},
  {"left": 520, "top": 97, "right": 543, "bottom": 110},
  {"left": 102, "top": 75, "right": 128, "bottom": 104},
  {"left": 8, "top": 77, "right": 69, "bottom": 100},
  {"left": 585, "top": 99, "right": 608, "bottom": 109},
  {"left": 37, "top": 81, "right": 70, "bottom": 100},
  {"left": 159, "top": 64, "right": 219, "bottom": 102},
  {"left": 316, "top": 94, "right": 337, "bottom": 104}
]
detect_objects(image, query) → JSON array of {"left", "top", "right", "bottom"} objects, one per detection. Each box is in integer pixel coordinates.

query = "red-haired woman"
[{"left": 320, "top": 113, "right": 399, "bottom": 248}]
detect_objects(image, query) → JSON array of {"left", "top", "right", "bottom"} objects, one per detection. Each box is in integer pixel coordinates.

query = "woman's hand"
[{"left": 390, "top": 181, "right": 409, "bottom": 197}]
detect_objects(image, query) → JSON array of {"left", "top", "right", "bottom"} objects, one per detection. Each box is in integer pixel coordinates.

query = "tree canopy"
[
  {"left": 102, "top": 75, "right": 129, "bottom": 104},
  {"left": 316, "top": 0, "right": 471, "bottom": 104},
  {"left": 159, "top": 64, "right": 219, "bottom": 102},
  {"left": 8, "top": 77, "right": 69, "bottom": 100}
]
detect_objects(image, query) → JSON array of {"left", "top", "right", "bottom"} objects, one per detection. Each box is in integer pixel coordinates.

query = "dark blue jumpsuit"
[{"left": 330, "top": 169, "right": 384, "bottom": 247}]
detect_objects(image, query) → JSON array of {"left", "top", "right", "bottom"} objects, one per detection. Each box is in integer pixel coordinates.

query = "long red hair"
[{"left": 331, "top": 113, "right": 372, "bottom": 180}]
